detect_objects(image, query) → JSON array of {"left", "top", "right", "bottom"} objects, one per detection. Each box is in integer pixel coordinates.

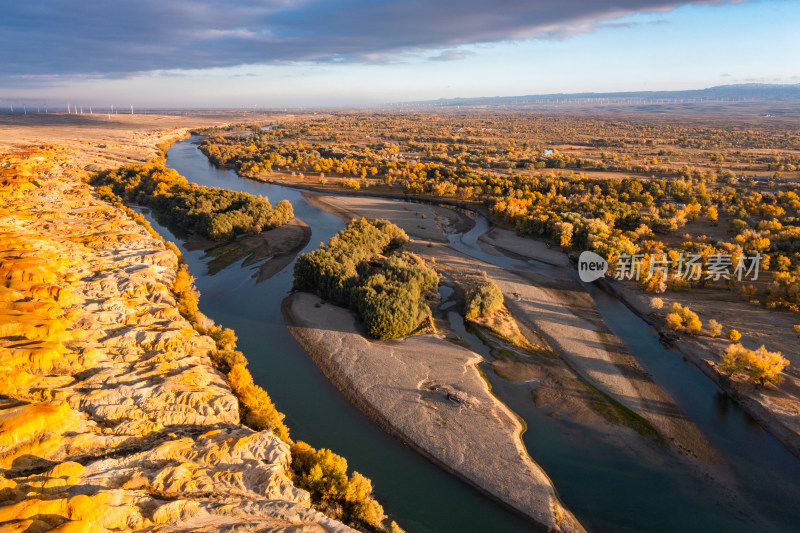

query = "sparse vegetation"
[
  {"left": 767, "top": 272, "right": 800, "bottom": 312},
  {"left": 708, "top": 319, "right": 723, "bottom": 337},
  {"left": 727, "top": 328, "right": 742, "bottom": 341}
]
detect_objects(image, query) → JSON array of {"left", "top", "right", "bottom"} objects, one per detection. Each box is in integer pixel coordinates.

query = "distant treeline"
[
  {"left": 294, "top": 218, "right": 438, "bottom": 339},
  {"left": 92, "top": 164, "right": 293, "bottom": 241}
]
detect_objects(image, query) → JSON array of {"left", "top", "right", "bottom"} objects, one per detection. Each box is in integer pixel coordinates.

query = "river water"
[{"left": 159, "top": 136, "right": 800, "bottom": 532}]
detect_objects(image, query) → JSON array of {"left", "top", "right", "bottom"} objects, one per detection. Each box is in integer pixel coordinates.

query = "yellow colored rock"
[
  {"left": 0, "top": 520, "right": 36, "bottom": 533},
  {"left": 46, "top": 461, "right": 86, "bottom": 479},
  {"left": 0, "top": 139, "right": 356, "bottom": 533},
  {"left": 0, "top": 402, "right": 78, "bottom": 448},
  {"left": 49, "top": 521, "right": 108, "bottom": 533}
]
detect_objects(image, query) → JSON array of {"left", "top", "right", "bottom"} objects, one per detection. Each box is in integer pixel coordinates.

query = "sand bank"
[{"left": 284, "top": 291, "right": 584, "bottom": 532}]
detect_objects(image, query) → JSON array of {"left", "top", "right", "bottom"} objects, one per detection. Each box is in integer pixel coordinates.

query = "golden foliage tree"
[
  {"left": 720, "top": 343, "right": 789, "bottom": 387},
  {"left": 665, "top": 302, "right": 702, "bottom": 335}
]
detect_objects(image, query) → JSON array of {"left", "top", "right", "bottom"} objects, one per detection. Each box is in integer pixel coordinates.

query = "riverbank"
[
  {"left": 167, "top": 131, "right": 800, "bottom": 532},
  {"left": 182, "top": 216, "right": 311, "bottom": 281},
  {"left": 480, "top": 227, "right": 570, "bottom": 268},
  {"left": 300, "top": 191, "right": 474, "bottom": 242},
  {"left": 283, "top": 291, "right": 584, "bottom": 532},
  {"left": 466, "top": 210, "right": 800, "bottom": 462},
  {"left": 602, "top": 278, "right": 800, "bottom": 460}
]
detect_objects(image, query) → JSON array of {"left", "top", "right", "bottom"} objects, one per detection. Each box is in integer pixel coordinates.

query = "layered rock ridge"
[{"left": 0, "top": 147, "right": 352, "bottom": 532}]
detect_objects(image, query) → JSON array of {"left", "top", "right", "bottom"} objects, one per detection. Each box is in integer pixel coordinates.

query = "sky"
[{"left": 1, "top": 0, "right": 798, "bottom": 108}]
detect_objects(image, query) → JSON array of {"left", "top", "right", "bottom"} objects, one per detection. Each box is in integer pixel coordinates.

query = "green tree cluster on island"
[
  {"left": 294, "top": 218, "right": 439, "bottom": 339},
  {"left": 92, "top": 163, "right": 293, "bottom": 241}
]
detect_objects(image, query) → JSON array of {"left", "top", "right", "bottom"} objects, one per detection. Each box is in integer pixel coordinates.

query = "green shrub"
[
  {"left": 294, "top": 218, "right": 438, "bottom": 339},
  {"left": 464, "top": 282, "right": 504, "bottom": 320}
]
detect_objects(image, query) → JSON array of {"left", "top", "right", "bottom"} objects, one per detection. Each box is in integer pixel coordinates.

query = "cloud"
[
  {"left": 0, "top": 0, "right": 740, "bottom": 84},
  {"left": 430, "top": 49, "right": 475, "bottom": 62}
]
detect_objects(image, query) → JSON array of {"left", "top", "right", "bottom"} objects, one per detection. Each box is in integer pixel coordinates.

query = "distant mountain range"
[{"left": 409, "top": 84, "right": 800, "bottom": 108}]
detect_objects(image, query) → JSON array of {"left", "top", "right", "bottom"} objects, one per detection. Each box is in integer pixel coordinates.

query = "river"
[{"left": 157, "top": 135, "right": 800, "bottom": 532}]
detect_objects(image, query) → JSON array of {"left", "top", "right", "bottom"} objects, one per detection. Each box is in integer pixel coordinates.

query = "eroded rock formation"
[{"left": 0, "top": 147, "right": 352, "bottom": 532}]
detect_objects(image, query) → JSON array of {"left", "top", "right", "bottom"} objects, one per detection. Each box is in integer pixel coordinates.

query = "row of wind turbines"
[{"left": 6, "top": 103, "right": 136, "bottom": 119}]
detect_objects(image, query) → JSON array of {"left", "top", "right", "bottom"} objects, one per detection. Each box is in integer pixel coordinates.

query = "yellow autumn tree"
[
  {"left": 173, "top": 264, "right": 200, "bottom": 323},
  {"left": 291, "top": 441, "right": 387, "bottom": 529},
  {"left": 707, "top": 319, "right": 723, "bottom": 337},
  {"left": 720, "top": 343, "right": 788, "bottom": 387},
  {"left": 665, "top": 302, "right": 702, "bottom": 335}
]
